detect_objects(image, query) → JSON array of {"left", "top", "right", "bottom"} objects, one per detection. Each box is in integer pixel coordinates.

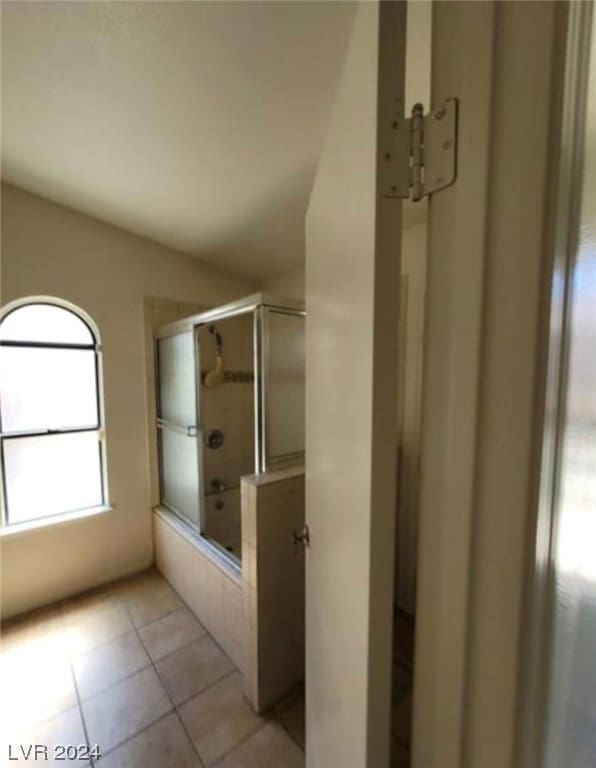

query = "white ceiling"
[{"left": 1, "top": 1, "right": 429, "bottom": 280}]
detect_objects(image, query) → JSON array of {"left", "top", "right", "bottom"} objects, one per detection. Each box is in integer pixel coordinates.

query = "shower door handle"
[{"left": 156, "top": 418, "right": 199, "bottom": 437}]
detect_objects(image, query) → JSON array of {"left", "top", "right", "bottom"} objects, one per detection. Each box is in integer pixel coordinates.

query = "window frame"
[{"left": 0, "top": 297, "right": 109, "bottom": 529}]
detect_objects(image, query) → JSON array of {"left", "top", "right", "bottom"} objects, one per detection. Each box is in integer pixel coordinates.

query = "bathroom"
[{"left": 0, "top": 2, "right": 427, "bottom": 766}]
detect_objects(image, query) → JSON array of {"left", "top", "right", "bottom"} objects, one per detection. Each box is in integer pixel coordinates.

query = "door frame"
[
  {"left": 413, "top": 3, "right": 572, "bottom": 768},
  {"left": 518, "top": 1, "right": 594, "bottom": 766}
]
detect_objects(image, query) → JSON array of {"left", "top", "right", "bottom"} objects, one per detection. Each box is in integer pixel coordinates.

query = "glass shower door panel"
[
  {"left": 159, "top": 428, "right": 200, "bottom": 527},
  {"left": 265, "top": 310, "right": 305, "bottom": 461},
  {"left": 158, "top": 332, "right": 197, "bottom": 426},
  {"left": 157, "top": 330, "right": 200, "bottom": 526}
]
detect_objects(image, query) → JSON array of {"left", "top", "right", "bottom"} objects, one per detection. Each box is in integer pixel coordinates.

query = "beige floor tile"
[
  {"left": 5, "top": 706, "right": 87, "bottom": 766},
  {"left": 139, "top": 609, "right": 206, "bottom": 661},
  {"left": 124, "top": 572, "right": 182, "bottom": 628},
  {"left": 61, "top": 582, "right": 123, "bottom": 619},
  {"left": 179, "top": 672, "right": 264, "bottom": 766},
  {"left": 81, "top": 666, "right": 172, "bottom": 753},
  {"left": 0, "top": 646, "right": 77, "bottom": 732},
  {"left": 214, "top": 721, "right": 304, "bottom": 768},
  {"left": 63, "top": 601, "right": 134, "bottom": 655},
  {"left": 0, "top": 606, "right": 64, "bottom": 656},
  {"left": 156, "top": 636, "right": 234, "bottom": 705},
  {"left": 273, "top": 686, "right": 305, "bottom": 751},
  {"left": 97, "top": 712, "right": 203, "bottom": 768},
  {"left": 73, "top": 630, "right": 150, "bottom": 700}
]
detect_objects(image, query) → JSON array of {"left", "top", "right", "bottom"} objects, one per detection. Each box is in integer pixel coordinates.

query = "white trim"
[
  {"left": 0, "top": 295, "right": 111, "bottom": 526},
  {"left": 0, "top": 504, "right": 114, "bottom": 539},
  {"left": 0, "top": 294, "right": 102, "bottom": 344}
]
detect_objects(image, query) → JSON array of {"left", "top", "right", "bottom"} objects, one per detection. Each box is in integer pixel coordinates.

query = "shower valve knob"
[{"left": 206, "top": 429, "right": 224, "bottom": 449}]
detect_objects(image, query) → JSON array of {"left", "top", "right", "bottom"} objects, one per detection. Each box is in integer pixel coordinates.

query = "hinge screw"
[
  {"left": 392, "top": 121, "right": 399, "bottom": 129},
  {"left": 442, "top": 140, "right": 451, "bottom": 150},
  {"left": 384, "top": 153, "right": 391, "bottom": 160}
]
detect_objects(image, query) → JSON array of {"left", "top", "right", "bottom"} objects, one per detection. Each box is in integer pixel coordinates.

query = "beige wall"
[
  {"left": 261, "top": 267, "right": 305, "bottom": 301},
  {"left": 0, "top": 183, "right": 255, "bottom": 619},
  {"left": 305, "top": 2, "right": 404, "bottom": 765}
]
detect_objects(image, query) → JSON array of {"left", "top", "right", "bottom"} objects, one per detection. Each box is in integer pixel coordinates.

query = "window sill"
[{"left": 0, "top": 504, "right": 115, "bottom": 539}]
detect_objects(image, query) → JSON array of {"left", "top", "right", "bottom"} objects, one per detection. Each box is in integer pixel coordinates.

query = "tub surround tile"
[
  {"left": 156, "top": 636, "right": 234, "bottom": 706},
  {"left": 241, "top": 469, "right": 305, "bottom": 713},
  {"left": 139, "top": 608, "right": 206, "bottom": 662},
  {"left": 155, "top": 511, "right": 243, "bottom": 670}
]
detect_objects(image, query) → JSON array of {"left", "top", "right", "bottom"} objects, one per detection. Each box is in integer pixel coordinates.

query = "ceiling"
[{"left": 1, "top": 1, "right": 429, "bottom": 280}]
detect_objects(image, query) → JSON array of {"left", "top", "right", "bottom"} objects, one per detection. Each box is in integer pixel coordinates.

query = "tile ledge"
[
  {"left": 241, "top": 465, "right": 305, "bottom": 488},
  {"left": 154, "top": 506, "right": 242, "bottom": 587}
]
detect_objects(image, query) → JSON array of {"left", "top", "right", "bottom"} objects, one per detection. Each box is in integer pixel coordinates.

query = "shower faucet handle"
[{"left": 292, "top": 525, "right": 310, "bottom": 554}]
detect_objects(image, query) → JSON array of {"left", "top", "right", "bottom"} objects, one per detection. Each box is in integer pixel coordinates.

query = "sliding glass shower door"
[{"left": 156, "top": 330, "right": 201, "bottom": 528}]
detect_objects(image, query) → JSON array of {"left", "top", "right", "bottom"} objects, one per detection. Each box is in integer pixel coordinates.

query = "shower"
[{"left": 154, "top": 293, "right": 305, "bottom": 567}]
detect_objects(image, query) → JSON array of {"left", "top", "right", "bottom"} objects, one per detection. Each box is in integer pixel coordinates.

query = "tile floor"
[{"left": 0, "top": 569, "right": 305, "bottom": 767}]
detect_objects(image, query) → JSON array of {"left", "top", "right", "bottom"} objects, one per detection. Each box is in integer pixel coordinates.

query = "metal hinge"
[{"left": 382, "top": 98, "right": 458, "bottom": 201}]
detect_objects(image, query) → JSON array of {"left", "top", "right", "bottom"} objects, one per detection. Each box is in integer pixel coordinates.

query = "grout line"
[
  {"left": 273, "top": 713, "right": 306, "bottom": 754},
  {"left": 89, "top": 709, "right": 175, "bottom": 762},
  {"left": 67, "top": 653, "right": 95, "bottom": 767},
  {"left": 75, "top": 660, "right": 154, "bottom": 706},
  {"left": 173, "top": 668, "right": 237, "bottom": 710},
  {"left": 129, "top": 572, "right": 258, "bottom": 765},
  {"left": 132, "top": 607, "right": 207, "bottom": 766},
  {"left": 213, "top": 719, "right": 274, "bottom": 762},
  {"left": 143, "top": 631, "right": 209, "bottom": 666},
  {"left": 6, "top": 570, "right": 257, "bottom": 767}
]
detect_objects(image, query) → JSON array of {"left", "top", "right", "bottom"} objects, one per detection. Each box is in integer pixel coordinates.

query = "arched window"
[{"left": 0, "top": 299, "right": 107, "bottom": 527}]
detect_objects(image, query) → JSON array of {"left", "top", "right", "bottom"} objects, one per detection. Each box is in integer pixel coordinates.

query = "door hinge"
[{"left": 382, "top": 98, "right": 458, "bottom": 202}]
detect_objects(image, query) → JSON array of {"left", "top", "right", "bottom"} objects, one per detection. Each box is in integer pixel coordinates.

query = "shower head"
[
  {"left": 209, "top": 325, "right": 223, "bottom": 351},
  {"left": 204, "top": 324, "right": 225, "bottom": 388}
]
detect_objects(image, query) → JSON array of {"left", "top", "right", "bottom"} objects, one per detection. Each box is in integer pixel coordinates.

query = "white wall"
[{"left": 0, "top": 183, "right": 255, "bottom": 619}]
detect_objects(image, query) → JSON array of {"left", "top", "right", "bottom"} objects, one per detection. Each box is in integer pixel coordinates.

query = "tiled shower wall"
[
  {"left": 153, "top": 509, "right": 244, "bottom": 670},
  {"left": 242, "top": 467, "right": 305, "bottom": 713}
]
